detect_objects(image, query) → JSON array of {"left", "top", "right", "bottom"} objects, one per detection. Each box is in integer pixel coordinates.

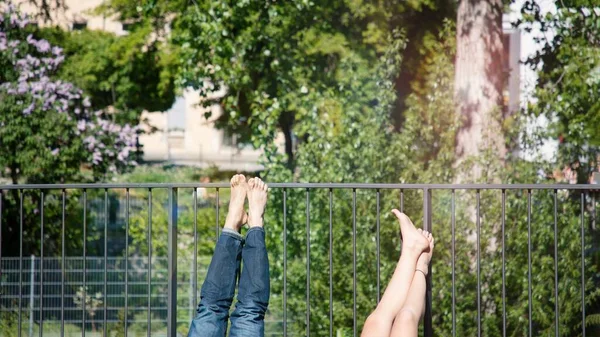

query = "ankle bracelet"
[{"left": 416, "top": 268, "right": 427, "bottom": 277}]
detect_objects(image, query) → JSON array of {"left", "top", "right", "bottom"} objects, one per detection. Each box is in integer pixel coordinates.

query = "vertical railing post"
[
  {"left": 423, "top": 188, "right": 433, "bottom": 337},
  {"left": 167, "top": 188, "right": 178, "bottom": 337},
  {"left": 29, "top": 255, "right": 34, "bottom": 337}
]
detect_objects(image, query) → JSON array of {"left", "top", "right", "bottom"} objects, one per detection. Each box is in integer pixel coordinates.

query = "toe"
[
  {"left": 391, "top": 209, "right": 410, "bottom": 224},
  {"left": 248, "top": 178, "right": 255, "bottom": 188},
  {"left": 231, "top": 175, "right": 238, "bottom": 186}
]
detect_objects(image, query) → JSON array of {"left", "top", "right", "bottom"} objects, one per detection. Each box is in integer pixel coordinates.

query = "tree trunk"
[
  {"left": 454, "top": 0, "right": 505, "bottom": 182},
  {"left": 279, "top": 112, "right": 295, "bottom": 170}
]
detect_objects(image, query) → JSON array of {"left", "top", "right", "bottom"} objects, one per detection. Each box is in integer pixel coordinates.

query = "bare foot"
[
  {"left": 247, "top": 177, "right": 268, "bottom": 228},
  {"left": 391, "top": 209, "right": 430, "bottom": 255},
  {"left": 224, "top": 174, "right": 248, "bottom": 232},
  {"left": 416, "top": 230, "right": 434, "bottom": 275}
]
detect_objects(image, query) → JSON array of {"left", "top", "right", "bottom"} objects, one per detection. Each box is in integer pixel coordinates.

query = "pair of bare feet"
[
  {"left": 224, "top": 174, "right": 268, "bottom": 232},
  {"left": 392, "top": 209, "right": 434, "bottom": 276}
]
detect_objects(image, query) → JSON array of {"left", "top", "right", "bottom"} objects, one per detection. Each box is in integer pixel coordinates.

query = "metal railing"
[
  {"left": 0, "top": 183, "right": 598, "bottom": 337},
  {"left": 1, "top": 256, "right": 210, "bottom": 324}
]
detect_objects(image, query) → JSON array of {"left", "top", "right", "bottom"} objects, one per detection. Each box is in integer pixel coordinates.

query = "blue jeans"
[{"left": 188, "top": 227, "right": 270, "bottom": 337}]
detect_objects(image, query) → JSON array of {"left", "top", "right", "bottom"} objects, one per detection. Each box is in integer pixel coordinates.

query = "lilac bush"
[{"left": 0, "top": 2, "right": 137, "bottom": 182}]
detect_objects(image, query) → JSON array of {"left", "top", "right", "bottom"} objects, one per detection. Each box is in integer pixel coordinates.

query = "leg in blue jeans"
[
  {"left": 188, "top": 229, "right": 243, "bottom": 337},
  {"left": 187, "top": 175, "right": 269, "bottom": 337},
  {"left": 230, "top": 227, "right": 270, "bottom": 337}
]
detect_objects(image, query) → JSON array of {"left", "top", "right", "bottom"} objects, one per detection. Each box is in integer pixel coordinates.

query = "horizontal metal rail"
[{"left": 1, "top": 182, "right": 599, "bottom": 190}]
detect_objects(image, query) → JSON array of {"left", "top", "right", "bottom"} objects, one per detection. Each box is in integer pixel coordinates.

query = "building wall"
[{"left": 139, "top": 88, "right": 264, "bottom": 171}]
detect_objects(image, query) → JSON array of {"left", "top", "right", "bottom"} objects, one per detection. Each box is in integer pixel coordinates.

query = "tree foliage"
[
  {"left": 0, "top": 3, "right": 137, "bottom": 183},
  {"left": 96, "top": 0, "right": 455, "bottom": 168},
  {"left": 37, "top": 24, "right": 178, "bottom": 125},
  {"left": 1, "top": 1, "right": 598, "bottom": 336},
  {"left": 90, "top": 3, "right": 599, "bottom": 335},
  {"left": 519, "top": 1, "right": 600, "bottom": 181},
  {"left": 0, "top": 3, "right": 137, "bottom": 259}
]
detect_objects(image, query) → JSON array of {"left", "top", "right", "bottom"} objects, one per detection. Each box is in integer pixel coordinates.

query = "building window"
[
  {"left": 222, "top": 131, "right": 238, "bottom": 147},
  {"left": 72, "top": 21, "right": 87, "bottom": 30},
  {"left": 502, "top": 22, "right": 520, "bottom": 116},
  {"left": 121, "top": 19, "right": 138, "bottom": 32},
  {"left": 167, "top": 97, "right": 186, "bottom": 149}
]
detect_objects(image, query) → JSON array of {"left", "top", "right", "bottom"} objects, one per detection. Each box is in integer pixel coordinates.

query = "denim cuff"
[
  {"left": 222, "top": 228, "right": 244, "bottom": 241},
  {"left": 245, "top": 226, "right": 265, "bottom": 236}
]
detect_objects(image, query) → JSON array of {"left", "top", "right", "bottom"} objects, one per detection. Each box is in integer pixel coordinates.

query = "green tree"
[
  {"left": 515, "top": 2, "right": 600, "bottom": 334},
  {"left": 37, "top": 25, "right": 178, "bottom": 126},
  {"left": 519, "top": 0, "right": 600, "bottom": 182},
  {"left": 258, "top": 19, "right": 599, "bottom": 336},
  {"left": 0, "top": 3, "right": 136, "bottom": 259},
  {"left": 96, "top": 0, "right": 455, "bottom": 169}
]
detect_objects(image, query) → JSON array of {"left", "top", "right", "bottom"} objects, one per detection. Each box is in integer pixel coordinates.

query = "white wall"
[{"left": 508, "top": 0, "right": 559, "bottom": 162}]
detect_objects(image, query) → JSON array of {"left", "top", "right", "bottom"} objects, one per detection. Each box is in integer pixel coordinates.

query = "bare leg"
[
  {"left": 224, "top": 174, "right": 248, "bottom": 233},
  {"left": 188, "top": 175, "right": 248, "bottom": 337},
  {"left": 230, "top": 178, "right": 270, "bottom": 337},
  {"left": 390, "top": 231, "right": 434, "bottom": 337},
  {"left": 361, "top": 211, "right": 429, "bottom": 337}
]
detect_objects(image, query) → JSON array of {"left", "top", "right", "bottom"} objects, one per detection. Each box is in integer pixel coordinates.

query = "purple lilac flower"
[
  {"left": 17, "top": 17, "right": 28, "bottom": 28},
  {"left": 16, "top": 59, "right": 27, "bottom": 67},
  {"left": 77, "top": 120, "right": 86, "bottom": 131},
  {"left": 92, "top": 151, "right": 102, "bottom": 164},
  {"left": 54, "top": 55, "right": 65, "bottom": 65},
  {"left": 117, "top": 147, "right": 130, "bottom": 161},
  {"left": 9, "top": 13, "right": 18, "bottom": 25},
  {"left": 84, "top": 136, "right": 97, "bottom": 150},
  {"left": 2, "top": 3, "right": 139, "bottom": 171},
  {"left": 17, "top": 81, "right": 28, "bottom": 94},
  {"left": 61, "top": 99, "right": 68, "bottom": 112},
  {"left": 23, "top": 103, "right": 34, "bottom": 115}
]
